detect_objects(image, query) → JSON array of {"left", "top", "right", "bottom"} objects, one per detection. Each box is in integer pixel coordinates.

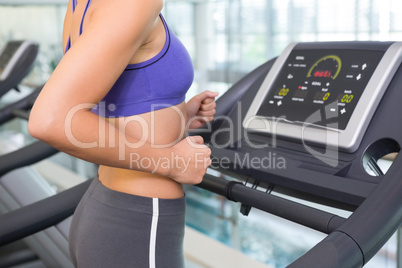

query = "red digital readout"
[{"left": 314, "top": 70, "right": 332, "bottom": 78}]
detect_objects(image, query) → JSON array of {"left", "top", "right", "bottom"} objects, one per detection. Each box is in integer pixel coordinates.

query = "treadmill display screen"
[{"left": 256, "top": 49, "right": 385, "bottom": 130}]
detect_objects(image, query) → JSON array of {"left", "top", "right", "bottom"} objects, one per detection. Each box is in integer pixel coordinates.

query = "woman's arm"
[{"left": 29, "top": 0, "right": 211, "bottom": 184}]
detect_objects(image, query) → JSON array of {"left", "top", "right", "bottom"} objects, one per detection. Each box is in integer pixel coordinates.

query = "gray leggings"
[{"left": 69, "top": 177, "right": 186, "bottom": 268}]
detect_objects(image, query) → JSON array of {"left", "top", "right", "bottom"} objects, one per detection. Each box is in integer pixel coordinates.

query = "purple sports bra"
[{"left": 65, "top": 0, "right": 194, "bottom": 117}]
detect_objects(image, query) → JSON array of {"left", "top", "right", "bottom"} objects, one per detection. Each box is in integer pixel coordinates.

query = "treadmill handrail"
[
  {"left": 0, "top": 179, "right": 91, "bottom": 247},
  {"left": 0, "top": 140, "right": 58, "bottom": 178},
  {"left": 0, "top": 173, "right": 346, "bottom": 248},
  {"left": 198, "top": 173, "right": 347, "bottom": 234},
  {"left": 287, "top": 153, "right": 402, "bottom": 267},
  {"left": 0, "top": 84, "right": 57, "bottom": 177},
  {"left": 0, "top": 85, "right": 42, "bottom": 125}
]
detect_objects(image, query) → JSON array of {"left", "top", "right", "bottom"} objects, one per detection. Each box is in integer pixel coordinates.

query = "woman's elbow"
[
  {"left": 28, "top": 115, "right": 45, "bottom": 140},
  {"left": 28, "top": 110, "right": 57, "bottom": 142}
]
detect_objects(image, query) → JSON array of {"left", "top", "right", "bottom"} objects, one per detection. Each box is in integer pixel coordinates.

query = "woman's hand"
[
  {"left": 168, "top": 136, "right": 211, "bottom": 184},
  {"left": 186, "top": 90, "right": 219, "bottom": 130}
]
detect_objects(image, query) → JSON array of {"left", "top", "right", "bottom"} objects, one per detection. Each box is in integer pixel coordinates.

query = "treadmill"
[
  {"left": 0, "top": 40, "right": 38, "bottom": 99},
  {"left": 0, "top": 41, "right": 401, "bottom": 267}
]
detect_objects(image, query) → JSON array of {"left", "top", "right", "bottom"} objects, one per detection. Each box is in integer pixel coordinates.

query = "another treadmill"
[{"left": 0, "top": 40, "right": 38, "bottom": 99}]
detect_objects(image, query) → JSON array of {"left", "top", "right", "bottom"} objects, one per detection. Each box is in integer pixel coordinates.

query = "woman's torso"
[{"left": 63, "top": 0, "right": 188, "bottom": 199}]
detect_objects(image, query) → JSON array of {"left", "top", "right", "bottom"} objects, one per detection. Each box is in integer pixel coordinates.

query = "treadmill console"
[
  {"left": 0, "top": 41, "right": 37, "bottom": 81},
  {"left": 244, "top": 42, "right": 402, "bottom": 152}
]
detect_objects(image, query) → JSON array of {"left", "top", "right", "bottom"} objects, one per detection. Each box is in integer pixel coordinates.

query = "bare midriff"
[{"left": 98, "top": 102, "right": 187, "bottom": 199}]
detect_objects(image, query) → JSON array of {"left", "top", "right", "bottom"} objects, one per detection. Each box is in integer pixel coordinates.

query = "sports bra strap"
[
  {"left": 65, "top": 0, "right": 92, "bottom": 54},
  {"left": 72, "top": 0, "right": 77, "bottom": 12},
  {"left": 79, "top": 0, "right": 93, "bottom": 36}
]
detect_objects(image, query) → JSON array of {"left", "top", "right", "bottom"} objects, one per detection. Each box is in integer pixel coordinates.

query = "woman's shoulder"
[
  {"left": 89, "top": 0, "right": 163, "bottom": 20},
  {"left": 86, "top": 0, "right": 164, "bottom": 47}
]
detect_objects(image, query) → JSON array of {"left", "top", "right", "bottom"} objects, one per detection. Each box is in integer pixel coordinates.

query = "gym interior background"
[{"left": 0, "top": 0, "right": 401, "bottom": 267}]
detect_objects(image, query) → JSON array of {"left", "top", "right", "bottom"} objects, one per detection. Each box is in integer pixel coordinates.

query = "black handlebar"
[{"left": 0, "top": 179, "right": 91, "bottom": 247}]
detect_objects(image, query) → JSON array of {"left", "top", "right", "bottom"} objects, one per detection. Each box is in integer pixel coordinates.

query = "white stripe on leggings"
[{"left": 149, "top": 198, "right": 159, "bottom": 268}]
